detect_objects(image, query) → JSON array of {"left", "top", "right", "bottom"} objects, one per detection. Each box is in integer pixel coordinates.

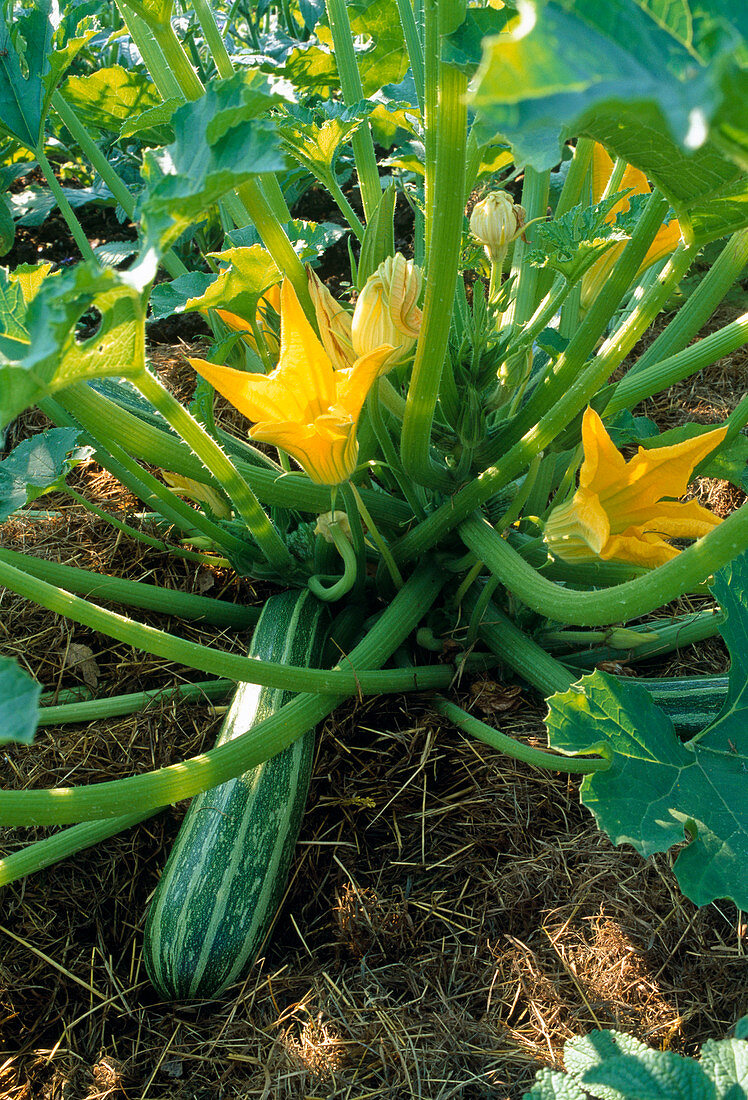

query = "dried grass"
[{"left": 1, "top": 310, "right": 747, "bottom": 1100}]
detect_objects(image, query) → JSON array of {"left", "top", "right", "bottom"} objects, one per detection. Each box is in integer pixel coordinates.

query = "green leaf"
[
  {"left": 62, "top": 67, "right": 162, "bottom": 136},
  {"left": 0, "top": 193, "right": 13, "bottom": 256},
  {"left": 186, "top": 245, "right": 280, "bottom": 320},
  {"left": 699, "top": 1036, "right": 748, "bottom": 1097},
  {"left": 278, "top": 103, "right": 366, "bottom": 191},
  {"left": 546, "top": 551, "right": 748, "bottom": 910},
  {"left": 0, "top": 428, "right": 92, "bottom": 521},
  {"left": 0, "top": 656, "right": 40, "bottom": 746},
  {"left": 0, "top": 268, "right": 30, "bottom": 342},
  {"left": 0, "top": 0, "right": 94, "bottom": 151},
  {"left": 0, "top": 261, "right": 152, "bottom": 431},
  {"left": 523, "top": 1025, "right": 748, "bottom": 1099},
  {"left": 357, "top": 183, "right": 396, "bottom": 287},
  {"left": 564, "top": 1029, "right": 715, "bottom": 1099},
  {"left": 138, "top": 71, "right": 285, "bottom": 254},
  {"left": 470, "top": 0, "right": 748, "bottom": 244},
  {"left": 523, "top": 1068, "right": 588, "bottom": 1099},
  {"left": 526, "top": 190, "right": 635, "bottom": 282},
  {"left": 119, "top": 98, "right": 180, "bottom": 144},
  {"left": 148, "top": 272, "right": 215, "bottom": 322}
]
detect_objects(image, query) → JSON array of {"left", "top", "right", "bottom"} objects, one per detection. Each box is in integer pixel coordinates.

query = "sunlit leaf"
[
  {"left": 470, "top": 0, "right": 748, "bottom": 244},
  {"left": 0, "top": 261, "right": 151, "bottom": 431},
  {"left": 61, "top": 67, "right": 162, "bottom": 136},
  {"left": 138, "top": 71, "right": 285, "bottom": 255}
]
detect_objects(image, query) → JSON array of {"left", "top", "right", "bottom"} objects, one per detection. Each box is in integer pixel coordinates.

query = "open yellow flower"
[
  {"left": 188, "top": 280, "right": 394, "bottom": 486},
  {"left": 580, "top": 144, "right": 682, "bottom": 312},
  {"left": 543, "top": 408, "right": 727, "bottom": 567}
]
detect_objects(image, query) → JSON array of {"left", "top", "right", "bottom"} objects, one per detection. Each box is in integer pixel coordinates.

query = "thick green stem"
[
  {"left": 0, "top": 811, "right": 157, "bottom": 886},
  {"left": 400, "top": 59, "right": 467, "bottom": 490},
  {"left": 432, "top": 698, "right": 608, "bottom": 773},
  {"left": 135, "top": 370, "right": 293, "bottom": 572},
  {"left": 554, "top": 138, "right": 594, "bottom": 219},
  {"left": 46, "top": 394, "right": 252, "bottom": 557},
  {"left": 458, "top": 511, "right": 748, "bottom": 626},
  {"left": 235, "top": 178, "right": 313, "bottom": 319},
  {"left": 395, "top": 0, "right": 425, "bottom": 114},
  {"left": 150, "top": 19, "right": 205, "bottom": 99},
  {"left": 0, "top": 548, "right": 258, "bottom": 628},
  {"left": 463, "top": 587, "right": 572, "bottom": 695},
  {"left": 38, "top": 679, "right": 234, "bottom": 725},
  {"left": 604, "top": 311, "right": 748, "bottom": 417},
  {"left": 629, "top": 228, "right": 748, "bottom": 377},
  {"left": 118, "top": 3, "right": 184, "bottom": 100},
  {"left": 561, "top": 608, "right": 724, "bottom": 669},
  {"left": 324, "top": 0, "right": 382, "bottom": 222},
  {"left": 392, "top": 199, "right": 689, "bottom": 565},
  {"left": 35, "top": 146, "right": 96, "bottom": 263},
  {"left": 502, "top": 167, "right": 550, "bottom": 329},
  {"left": 0, "top": 555, "right": 454, "bottom": 696},
  {"left": 56, "top": 383, "right": 412, "bottom": 526},
  {"left": 0, "top": 562, "right": 446, "bottom": 825}
]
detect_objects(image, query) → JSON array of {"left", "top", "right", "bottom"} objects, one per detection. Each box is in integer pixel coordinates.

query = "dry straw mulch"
[{"left": 1, "top": 321, "right": 747, "bottom": 1100}]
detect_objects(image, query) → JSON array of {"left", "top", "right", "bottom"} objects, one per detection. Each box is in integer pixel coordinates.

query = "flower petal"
[
  {"left": 604, "top": 425, "right": 728, "bottom": 511},
  {"left": 277, "top": 279, "right": 336, "bottom": 413},
  {"left": 579, "top": 408, "right": 628, "bottom": 494},
  {"left": 335, "top": 345, "right": 396, "bottom": 421}
]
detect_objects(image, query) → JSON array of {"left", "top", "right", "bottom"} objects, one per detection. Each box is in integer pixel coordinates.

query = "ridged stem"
[
  {"left": 477, "top": 190, "right": 672, "bottom": 465},
  {"left": 458, "top": 511, "right": 748, "bottom": 626},
  {"left": 0, "top": 548, "right": 258, "bottom": 628},
  {"left": 395, "top": 0, "right": 425, "bottom": 114},
  {"left": 0, "top": 555, "right": 454, "bottom": 697},
  {"left": 604, "top": 311, "right": 748, "bottom": 417},
  {"left": 34, "top": 146, "right": 96, "bottom": 263},
  {"left": 629, "top": 228, "right": 748, "bottom": 376},
  {"left": 38, "top": 679, "right": 234, "bottom": 726},
  {"left": 324, "top": 0, "right": 381, "bottom": 221},
  {"left": 0, "top": 812, "right": 157, "bottom": 887},
  {"left": 400, "top": 58, "right": 467, "bottom": 490},
  {"left": 0, "top": 561, "right": 446, "bottom": 825},
  {"left": 134, "top": 371, "right": 293, "bottom": 572},
  {"left": 432, "top": 698, "right": 608, "bottom": 774}
]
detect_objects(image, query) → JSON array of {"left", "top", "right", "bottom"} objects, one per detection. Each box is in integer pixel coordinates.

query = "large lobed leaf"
[
  {"left": 469, "top": 0, "right": 748, "bottom": 245},
  {"left": 0, "top": 261, "right": 152, "bottom": 431},
  {"left": 523, "top": 1024, "right": 748, "bottom": 1098},
  {"left": 546, "top": 551, "right": 748, "bottom": 910},
  {"left": 138, "top": 71, "right": 286, "bottom": 255},
  {"left": 0, "top": 0, "right": 94, "bottom": 151}
]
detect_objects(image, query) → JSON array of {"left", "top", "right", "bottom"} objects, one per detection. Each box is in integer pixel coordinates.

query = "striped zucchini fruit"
[
  {"left": 143, "top": 589, "right": 329, "bottom": 999},
  {"left": 641, "top": 675, "right": 728, "bottom": 735}
]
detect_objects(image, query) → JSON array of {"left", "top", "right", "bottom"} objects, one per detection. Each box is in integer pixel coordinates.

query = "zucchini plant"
[{"left": 0, "top": 0, "right": 747, "bottom": 1005}]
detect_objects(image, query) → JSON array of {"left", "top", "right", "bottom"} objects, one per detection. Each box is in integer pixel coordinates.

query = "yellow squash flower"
[
  {"left": 580, "top": 144, "right": 682, "bottom": 312},
  {"left": 352, "top": 253, "right": 423, "bottom": 363},
  {"left": 189, "top": 280, "right": 394, "bottom": 486},
  {"left": 543, "top": 408, "right": 727, "bottom": 568}
]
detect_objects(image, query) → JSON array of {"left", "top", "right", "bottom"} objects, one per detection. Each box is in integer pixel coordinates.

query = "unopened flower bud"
[
  {"left": 352, "top": 253, "right": 423, "bottom": 362},
  {"left": 162, "top": 471, "right": 231, "bottom": 519},
  {"left": 470, "top": 191, "right": 526, "bottom": 266},
  {"left": 307, "top": 267, "right": 354, "bottom": 371},
  {"left": 314, "top": 510, "right": 352, "bottom": 544}
]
